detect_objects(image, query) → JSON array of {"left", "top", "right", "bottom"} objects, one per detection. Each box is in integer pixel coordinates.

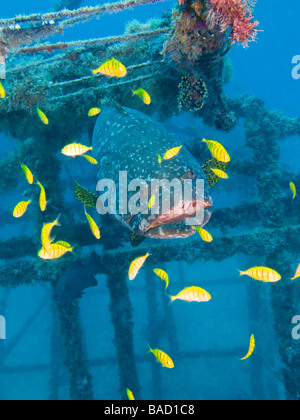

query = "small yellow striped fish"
[
  {"left": 82, "top": 155, "right": 98, "bottom": 165},
  {"left": 158, "top": 154, "right": 162, "bottom": 164},
  {"left": 148, "top": 195, "right": 156, "bottom": 209},
  {"left": 210, "top": 168, "right": 229, "bottom": 179},
  {"left": 148, "top": 347, "right": 174, "bottom": 369},
  {"left": 56, "top": 241, "right": 72, "bottom": 249},
  {"left": 61, "top": 143, "right": 92, "bottom": 157},
  {"left": 192, "top": 226, "right": 213, "bottom": 242},
  {"left": 203, "top": 139, "right": 230, "bottom": 163},
  {"left": 20, "top": 163, "right": 34, "bottom": 185},
  {"left": 13, "top": 200, "right": 31, "bottom": 218},
  {"left": 239, "top": 267, "right": 281, "bottom": 283},
  {"left": 290, "top": 182, "right": 296, "bottom": 202},
  {"left": 37, "top": 108, "right": 49, "bottom": 125},
  {"left": 37, "top": 181, "right": 47, "bottom": 212},
  {"left": 126, "top": 389, "right": 135, "bottom": 400},
  {"left": 41, "top": 215, "right": 61, "bottom": 252},
  {"left": 153, "top": 268, "right": 169, "bottom": 289},
  {"left": 88, "top": 108, "right": 101, "bottom": 117},
  {"left": 170, "top": 286, "right": 211, "bottom": 303},
  {"left": 85, "top": 207, "right": 101, "bottom": 240},
  {"left": 93, "top": 58, "right": 127, "bottom": 78},
  {"left": 38, "top": 243, "right": 73, "bottom": 260},
  {"left": 0, "top": 82, "right": 5, "bottom": 99},
  {"left": 241, "top": 334, "right": 255, "bottom": 361},
  {"left": 128, "top": 252, "right": 150, "bottom": 281},
  {"left": 133, "top": 88, "right": 151, "bottom": 105},
  {"left": 163, "top": 146, "right": 182, "bottom": 161},
  {"left": 291, "top": 263, "right": 300, "bottom": 280}
]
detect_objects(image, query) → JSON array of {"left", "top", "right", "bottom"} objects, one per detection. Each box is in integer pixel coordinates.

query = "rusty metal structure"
[{"left": 0, "top": 0, "right": 299, "bottom": 400}]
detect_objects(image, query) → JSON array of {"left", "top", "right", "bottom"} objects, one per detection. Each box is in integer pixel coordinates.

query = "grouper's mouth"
[{"left": 134, "top": 197, "right": 213, "bottom": 239}]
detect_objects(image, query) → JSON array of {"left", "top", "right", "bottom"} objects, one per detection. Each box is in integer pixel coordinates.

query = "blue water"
[{"left": 0, "top": 0, "right": 299, "bottom": 401}]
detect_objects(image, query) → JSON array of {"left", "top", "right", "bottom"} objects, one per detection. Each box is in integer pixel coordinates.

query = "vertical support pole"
[
  {"left": 246, "top": 283, "right": 264, "bottom": 399},
  {"left": 106, "top": 270, "right": 140, "bottom": 400},
  {"left": 144, "top": 268, "right": 161, "bottom": 400},
  {"left": 54, "top": 295, "right": 94, "bottom": 400},
  {"left": 159, "top": 264, "right": 178, "bottom": 355},
  {"left": 49, "top": 300, "right": 64, "bottom": 400},
  {"left": 244, "top": 100, "right": 297, "bottom": 399}
]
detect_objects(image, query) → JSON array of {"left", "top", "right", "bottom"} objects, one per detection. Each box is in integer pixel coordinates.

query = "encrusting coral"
[
  {"left": 178, "top": 75, "right": 208, "bottom": 111},
  {"left": 206, "top": 0, "right": 259, "bottom": 46}
]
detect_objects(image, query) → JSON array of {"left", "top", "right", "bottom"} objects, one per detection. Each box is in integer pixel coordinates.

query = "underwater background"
[{"left": 0, "top": 0, "right": 299, "bottom": 400}]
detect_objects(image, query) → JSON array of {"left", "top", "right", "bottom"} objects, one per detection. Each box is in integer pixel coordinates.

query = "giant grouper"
[{"left": 75, "top": 102, "right": 228, "bottom": 246}]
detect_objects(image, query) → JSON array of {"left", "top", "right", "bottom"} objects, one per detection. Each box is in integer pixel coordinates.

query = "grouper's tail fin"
[
  {"left": 74, "top": 181, "right": 98, "bottom": 208},
  {"left": 202, "top": 158, "right": 229, "bottom": 188}
]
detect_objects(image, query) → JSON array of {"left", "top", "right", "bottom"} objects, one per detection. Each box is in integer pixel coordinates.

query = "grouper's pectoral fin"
[
  {"left": 130, "top": 232, "right": 146, "bottom": 248},
  {"left": 74, "top": 181, "right": 98, "bottom": 208},
  {"left": 202, "top": 158, "right": 229, "bottom": 188}
]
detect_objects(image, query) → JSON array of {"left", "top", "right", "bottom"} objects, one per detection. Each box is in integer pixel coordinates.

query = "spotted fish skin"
[{"left": 92, "top": 104, "right": 212, "bottom": 239}]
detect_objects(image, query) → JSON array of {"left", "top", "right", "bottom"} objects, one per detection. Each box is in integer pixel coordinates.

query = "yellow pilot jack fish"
[
  {"left": 148, "top": 347, "right": 174, "bottom": 369},
  {"left": 170, "top": 286, "right": 211, "bottom": 303},
  {"left": 239, "top": 267, "right": 281, "bottom": 283},
  {"left": 84, "top": 207, "right": 101, "bottom": 240},
  {"left": 241, "top": 334, "right": 255, "bottom": 361},
  {"left": 37, "top": 108, "right": 49, "bottom": 125},
  {"left": 291, "top": 263, "right": 300, "bottom": 280},
  {"left": 93, "top": 58, "right": 127, "bottom": 78},
  {"left": 290, "top": 182, "right": 296, "bottom": 202},
  {"left": 128, "top": 253, "right": 150, "bottom": 280},
  {"left": 203, "top": 139, "right": 230, "bottom": 163},
  {"left": 20, "top": 163, "right": 34, "bottom": 185},
  {"left": 210, "top": 168, "right": 229, "bottom": 179},
  {"left": 153, "top": 269, "right": 169, "bottom": 290},
  {"left": 37, "top": 181, "right": 47, "bottom": 212},
  {"left": 88, "top": 108, "right": 101, "bottom": 117},
  {"left": 41, "top": 215, "right": 61, "bottom": 252},
  {"left": 126, "top": 389, "right": 135, "bottom": 400},
  {"left": 55, "top": 241, "right": 72, "bottom": 249},
  {"left": 0, "top": 82, "right": 5, "bottom": 99},
  {"left": 163, "top": 146, "right": 182, "bottom": 161},
  {"left": 13, "top": 200, "right": 31, "bottom": 218},
  {"left": 148, "top": 195, "right": 156, "bottom": 209},
  {"left": 61, "top": 143, "right": 93, "bottom": 157},
  {"left": 38, "top": 243, "right": 73, "bottom": 260},
  {"left": 192, "top": 226, "right": 213, "bottom": 242},
  {"left": 132, "top": 88, "right": 151, "bottom": 105},
  {"left": 82, "top": 155, "right": 98, "bottom": 165}
]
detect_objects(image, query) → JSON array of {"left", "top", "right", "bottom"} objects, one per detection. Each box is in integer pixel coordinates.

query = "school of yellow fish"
[
  {"left": 125, "top": 136, "right": 299, "bottom": 397},
  {"left": 5, "top": 57, "right": 298, "bottom": 399}
]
